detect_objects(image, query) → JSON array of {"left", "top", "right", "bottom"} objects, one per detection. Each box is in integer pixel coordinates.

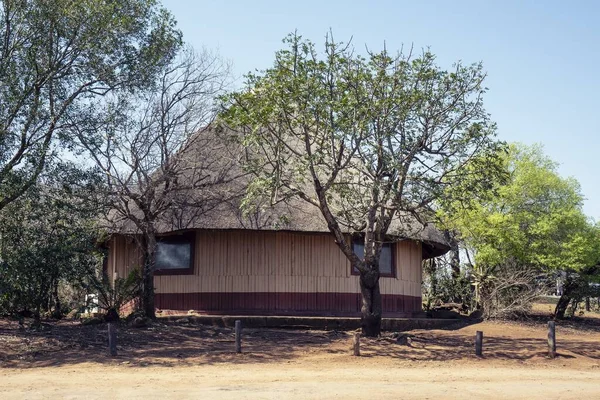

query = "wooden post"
[
  {"left": 235, "top": 320, "right": 242, "bottom": 353},
  {"left": 353, "top": 332, "right": 360, "bottom": 356},
  {"left": 548, "top": 321, "right": 556, "bottom": 358},
  {"left": 108, "top": 322, "right": 117, "bottom": 357},
  {"left": 475, "top": 331, "right": 483, "bottom": 357}
]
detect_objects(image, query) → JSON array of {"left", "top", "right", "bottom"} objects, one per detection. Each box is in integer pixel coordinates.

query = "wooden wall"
[{"left": 108, "top": 230, "right": 423, "bottom": 316}]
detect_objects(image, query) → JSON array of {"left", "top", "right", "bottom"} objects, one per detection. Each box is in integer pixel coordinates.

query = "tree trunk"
[
  {"left": 554, "top": 271, "right": 577, "bottom": 320},
  {"left": 423, "top": 258, "right": 437, "bottom": 309},
  {"left": 33, "top": 305, "right": 41, "bottom": 329},
  {"left": 141, "top": 233, "right": 157, "bottom": 319},
  {"left": 429, "top": 259, "right": 438, "bottom": 297},
  {"left": 585, "top": 297, "right": 590, "bottom": 312},
  {"left": 554, "top": 294, "right": 571, "bottom": 319},
  {"left": 52, "top": 279, "right": 62, "bottom": 319},
  {"left": 359, "top": 267, "right": 382, "bottom": 337},
  {"left": 450, "top": 247, "right": 460, "bottom": 280},
  {"left": 444, "top": 230, "right": 460, "bottom": 280}
]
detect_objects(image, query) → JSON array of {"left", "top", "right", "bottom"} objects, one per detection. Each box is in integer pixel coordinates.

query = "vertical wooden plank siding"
[
  {"left": 106, "top": 235, "right": 143, "bottom": 285},
  {"left": 108, "top": 230, "right": 424, "bottom": 315}
]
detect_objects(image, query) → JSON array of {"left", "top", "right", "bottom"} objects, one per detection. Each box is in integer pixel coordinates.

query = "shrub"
[
  {"left": 476, "top": 261, "right": 552, "bottom": 319},
  {"left": 84, "top": 268, "right": 142, "bottom": 321}
]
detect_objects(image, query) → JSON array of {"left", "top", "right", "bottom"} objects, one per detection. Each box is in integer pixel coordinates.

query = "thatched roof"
[{"left": 108, "top": 126, "right": 450, "bottom": 259}]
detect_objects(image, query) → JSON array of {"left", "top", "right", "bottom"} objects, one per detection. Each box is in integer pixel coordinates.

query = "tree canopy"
[
  {"left": 438, "top": 143, "right": 600, "bottom": 318},
  {"left": 0, "top": 0, "right": 182, "bottom": 211},
  {"left": 220, "top": 32, "right": 505, "bottom": 335},
  {"left": 446, "top": 143, "right": 599, "bottom": 273}
]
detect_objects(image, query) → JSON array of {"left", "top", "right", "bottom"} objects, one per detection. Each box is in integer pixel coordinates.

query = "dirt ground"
[{"left": 1, "top": 313, "right": 600, "bottom": 399}]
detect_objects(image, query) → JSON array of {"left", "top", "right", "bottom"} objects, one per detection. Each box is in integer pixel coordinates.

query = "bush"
[
  {"left": 435, "top": 272, "right": 475, "bottom": 310},
  {"left": 424, "top": 258, "right": 552, "bottom": 319},
  {"left": 84, "top": 268, "right": 142, "bottom": 321},
  {"left": 555, "top": 267, "right": 600, "bottom": 319},
  {"left": 0, "top": 172, "right": 102, "bottom": 319},
  {"left": 476, "top": 261, "right": 552, "bottom": 319},
  {"left": 422, "top": 258, "right": 475, "bottom": 312}
]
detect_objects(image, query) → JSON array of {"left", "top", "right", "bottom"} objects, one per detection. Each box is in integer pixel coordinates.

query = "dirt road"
[
  {"left": 2, "top": 317, "right": 600, "bottom": 399},
  {"left": 1, "top": 362, "right": 599, "bottom": 400}
]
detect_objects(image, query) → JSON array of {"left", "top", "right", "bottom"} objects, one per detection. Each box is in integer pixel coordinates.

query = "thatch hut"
[{"left": 105, "top": 127, "right": 449, "bottom": 317}]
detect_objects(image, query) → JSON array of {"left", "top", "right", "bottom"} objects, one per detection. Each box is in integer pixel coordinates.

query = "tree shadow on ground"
[
  {"left": 358, "top": 332, "right": 596, "bottom": 361},
  {"left": 521, "top": 313, "right": 600, "bottom": 334},
  {"left": 0, "top": 319, "right": 349, "bottom": 368},
  {"left": 1, "top": 317, "right": 599, "bottom": 368}
]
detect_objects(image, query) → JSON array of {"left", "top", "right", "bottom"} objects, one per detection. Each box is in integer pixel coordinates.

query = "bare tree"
[{"left": 78, "top": 48, "right": 238, "bottom": 318}]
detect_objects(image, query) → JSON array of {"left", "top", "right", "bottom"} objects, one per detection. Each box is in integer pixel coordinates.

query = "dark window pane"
[
  {"left": 352, "top": 241, "right": 393, "bottom": 276},
  {"left": 379, "top": 245, "right": 392, "bottom": 275},
  {"left": 353, "top": 242, "right": 365, "bottom": 259},
  {"left": 352, "top": 242, "right": 364, "bottom": 274},
  {"left": 156, "top": 241, "right": 191, "bottom": 270}
]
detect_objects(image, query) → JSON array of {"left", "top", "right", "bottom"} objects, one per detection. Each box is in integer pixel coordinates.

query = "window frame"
[
  {"left": 350, "top": 237, "right": 396, "bottom": 278},
  {"left": 153, "top": 231, "right": 195, "bottom": 276}
]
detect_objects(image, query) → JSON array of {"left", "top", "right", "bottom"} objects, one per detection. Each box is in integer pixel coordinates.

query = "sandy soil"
[
  {"left": 2, "top": 362, "right": 600, "bottom": 400},
  {"left": 1, "top": 316, "right": 600, "bottom": 399}
]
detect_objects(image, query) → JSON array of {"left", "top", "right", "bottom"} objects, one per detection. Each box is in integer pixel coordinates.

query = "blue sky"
[{"left": 163, "top": 0, "right": 600, "bottom": 220}]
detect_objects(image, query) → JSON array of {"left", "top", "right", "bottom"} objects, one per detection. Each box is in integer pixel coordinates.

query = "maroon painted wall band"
[{"left": 155, "top": 292, "right": 422, "bottom": 317}]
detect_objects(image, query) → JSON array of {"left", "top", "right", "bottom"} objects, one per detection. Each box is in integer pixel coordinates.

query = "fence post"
[
  {"left": 235, "top": 320, "right": 242, "bottom": 353},
  {"left": 353, "top": 332, "right": 360, "bottom": 356},
  {"left": 475, "top": 331, "right": 483, "bottom": 357},
  {"left": 548, "top": 321, "right": 556, "bottom": 358},
  {"left": 108, "top": 322, "right": 117, "bottom": 357}
]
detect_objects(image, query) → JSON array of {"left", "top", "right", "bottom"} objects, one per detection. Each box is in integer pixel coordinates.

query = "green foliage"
[
  {"left": 556, "top": 265, "right": 600, "bottom": 318},
  {"left": 221, "top": 31, "right": 505, "bottom": 334},
  {"left": 84, "top": 267, "right": 142, "bottom": 321},
  {"left": 0, "top": 164, "right": 103, "bottom": 317},
  {"left": 445, "top": 143, "right": 599, "bottom": 273},
  {"left": 220, "top": 31, "right": 504, "bottom": 269},
  {"left": 0, "top": 0, "right": 182, "bottom": 210},
  {"left": 425, "top": 267, "right": 475, "bottom": 310},
  {"left": 438, "top": 143, "right": 600, "bottom": 318}
]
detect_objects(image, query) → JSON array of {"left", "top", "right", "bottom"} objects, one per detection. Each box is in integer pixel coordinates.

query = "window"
[
  {"left": 154, "top": 232, "right": 194, "bottom": 275},
  {"left": 352, "top": 239, "right": 395, "bottom": 277}
]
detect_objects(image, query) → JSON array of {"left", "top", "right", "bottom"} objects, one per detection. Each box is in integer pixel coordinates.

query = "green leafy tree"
[
  {"left": 0, "top": 163, "right": 103, "bottom": 323},
  {"left": 0, "top": 0, "right": 182, "bottom": 211},
  {"left": 554, "top": 225, "right": 600, "bottom": 318},
  {"left": 444, "top": 144, "right": 600, "bottom": 318},
  {"left": 220, "top": 32, "right": 504, "bottom": 336}
]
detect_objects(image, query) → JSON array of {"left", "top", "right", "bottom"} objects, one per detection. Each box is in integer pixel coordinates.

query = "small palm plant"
[{"left": 84, "top": 268, "right": 142, "bottom": 322}]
